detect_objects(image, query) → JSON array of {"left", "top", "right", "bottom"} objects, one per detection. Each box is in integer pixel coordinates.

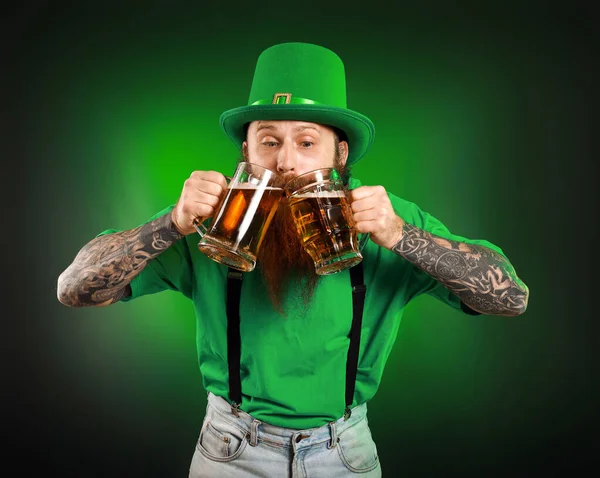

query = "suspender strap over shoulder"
[
  {"left": 225, "top": 263, "right": 366, "bottom": 420},
  {"left": 226, "top": 268, "right": 243, "bottom": 415},
  {"left": 346, "top": 262, "right": 366, "bottom": 420}
]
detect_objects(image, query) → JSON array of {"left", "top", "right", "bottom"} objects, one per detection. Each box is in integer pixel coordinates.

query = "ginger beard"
[
  {"left": 243, "top": 143, "right": 348, "bottom": 315},
  {"left": 256, "top": 196, "right": 316, "bottom": 315}
]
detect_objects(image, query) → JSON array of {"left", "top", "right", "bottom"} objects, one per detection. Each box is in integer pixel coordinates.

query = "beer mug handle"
[
  {"left": 358, "top": 232, "right": 370, "bottom": 251},
  {"left": 344, "top": 186, "right": 369, "bottom": 252},
  {"left": 193, "top": 218, "right": 209, "bottom": 238},
  {"left": 192, "top": 175, "right": 232, "bottom": 238}
]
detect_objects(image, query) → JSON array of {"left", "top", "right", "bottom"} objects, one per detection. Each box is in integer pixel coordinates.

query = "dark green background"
[{"left": 5, "top": 1, "right": 597, "bottom": 477}]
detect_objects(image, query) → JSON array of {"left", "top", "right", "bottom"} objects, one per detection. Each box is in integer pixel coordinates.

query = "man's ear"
[
  {"left": 242, "top": 141, "right": 248, "bottom": 160},
  {"left": 338, "top": 140, "right": 349, "bottom": 165}
]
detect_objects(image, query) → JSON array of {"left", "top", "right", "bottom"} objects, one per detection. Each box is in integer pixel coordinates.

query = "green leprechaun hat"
[{"left": 219, "top": 42, "right": 375, "bottom": 166}]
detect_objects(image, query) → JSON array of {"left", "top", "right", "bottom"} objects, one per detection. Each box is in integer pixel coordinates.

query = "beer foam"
[
  {"left": 291, "top": 190, "right": 346, "bottom": 198},
  {"left": 228, "top": 183, "right": 283, "bottom": 191}
]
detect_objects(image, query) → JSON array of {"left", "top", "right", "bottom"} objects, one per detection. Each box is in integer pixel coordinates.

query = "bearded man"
[{"left": 57, "top": 42, "right": 529, "bottom": 477}]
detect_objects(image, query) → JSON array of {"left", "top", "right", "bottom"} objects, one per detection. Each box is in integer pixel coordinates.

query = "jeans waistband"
[{"left": 206, "top": 392, "right": 368, "bottom": 449}]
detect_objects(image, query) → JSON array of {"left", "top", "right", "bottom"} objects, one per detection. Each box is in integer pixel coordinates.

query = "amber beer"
[
  {"left": 288, "top": 190, "right": 362, "bottom": 275},
  {"left": 198, "top": 184, "right": 283, "bottom": 271}
]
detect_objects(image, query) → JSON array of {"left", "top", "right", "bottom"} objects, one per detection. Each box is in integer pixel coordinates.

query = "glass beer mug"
[
  {"left": 194, "top": 162, "right": 284, "bottom": 272},
  {"left": 284, "top": 168, "right": 369, "bottom": 275}
]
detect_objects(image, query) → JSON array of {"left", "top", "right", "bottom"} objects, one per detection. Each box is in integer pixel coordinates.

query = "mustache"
[{"left": 280, "top": 172, "right": 297, "bottom": 184}]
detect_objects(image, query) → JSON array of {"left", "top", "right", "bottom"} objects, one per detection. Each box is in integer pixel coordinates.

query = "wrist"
[
  {"left": 167, "top": 210, "right": 185, "bottom": 238},
  {"left": 386, "top": 216, "right": 405, "bottom": 249},
  {"left": 374, "top": 216, "right": 405, "bottom": 250}
]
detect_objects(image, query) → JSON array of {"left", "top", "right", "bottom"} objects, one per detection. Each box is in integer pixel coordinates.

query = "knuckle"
[
  {"left": 206, "top": 170, "right": 224, "bottom": 182},
  {"left": 206, "top": 173, "right": 228, "bottom": 191},
  {"left": 181, "top": 200, "right": 195, "bottom": 214},
  {"left": 350, "top": 189, "right": 362, "bottom": 201},
  {"left": 207, "top": 193, "right": 221, "bottom": 206},
  {"left": 201, "top": 205, "right": 215, "bottom": 217},
  {"left": 209, "top": 183, "right": 224, "bottom": 198}
]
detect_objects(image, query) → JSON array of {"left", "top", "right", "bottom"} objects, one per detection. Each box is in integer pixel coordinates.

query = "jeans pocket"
[
  {"left": 196, "top": 416, "right": 248, "bottom": 463},
  {"left": 336, "top": 417, "right": 380, "bottom": 473}
]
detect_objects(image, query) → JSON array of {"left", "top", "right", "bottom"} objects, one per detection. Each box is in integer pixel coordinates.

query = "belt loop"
[
  {"left": 327, "top": 421, "right": 338, "bottom": 449},
  {"left": 250, "top": 419, "right": 261, "bottom": 447}
]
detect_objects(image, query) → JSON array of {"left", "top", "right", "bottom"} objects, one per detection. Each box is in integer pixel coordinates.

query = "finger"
[
  {"left": 350, "top": 197, "right": 377, "bottom": 213},
  {"left": 183, "top": 176, "right": 227, "bottom": 198},
  {"left": 355, "top": 219, "right": 382, "bottom": 234},
  {"left": 192, "top": 191, "right": 223, "bottom": 208},
  {"left": 178, "top": 195, "right": 218, "bottom": 221},
  {"left": 348, "top": 187, "right": 374, "bottom": 202},
  {"left": 188, "top": 203, "right": 217, "bottom": 222},
  {"left": 352, "top": 208, "right": 380, "bottom": 223},
  {"left": 349, "top": 185, "right": 384, "bottom": 202},
  {"left": 190, "top": 171, "right": 229, "bottom": 190},
  {"left": 195, "top": 178, "right": 228, "bottom": 198}
]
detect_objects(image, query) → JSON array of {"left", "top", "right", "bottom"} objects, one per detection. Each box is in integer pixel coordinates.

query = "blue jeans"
[{"left": 188, "top": 392, "right": 382, "bottom": 477}]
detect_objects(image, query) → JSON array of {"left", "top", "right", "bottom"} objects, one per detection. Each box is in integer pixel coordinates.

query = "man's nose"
[{"left": 276, "top": 143, "right": 297, "bottom": 174}]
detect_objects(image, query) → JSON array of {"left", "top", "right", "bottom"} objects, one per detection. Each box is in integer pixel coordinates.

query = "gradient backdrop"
[{"left": 5, "top": 1, "right": 598, "bottom": 477}]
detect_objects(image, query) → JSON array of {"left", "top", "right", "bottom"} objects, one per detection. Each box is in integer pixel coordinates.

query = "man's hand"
[
  {"left": 172, "top": 171, "right": 229, "bottom": 235},
  {"left": 348, "top": 185, "right": 404, "bottom": 249}
]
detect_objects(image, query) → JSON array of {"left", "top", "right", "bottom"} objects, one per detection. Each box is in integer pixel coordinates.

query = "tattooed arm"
[
  {"left": 57, "top": 212, "right": 183, "bottom": 308},
  {"left": 349, "top": 185, "right": 529, "bottom": 317},
  {"left": 391, "top": 223, "right": 529, "bottom": 316}
]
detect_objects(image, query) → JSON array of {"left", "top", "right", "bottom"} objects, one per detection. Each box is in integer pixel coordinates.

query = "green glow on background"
[{"left": 10, "top": 2, "right": 596, "bottom": 476}]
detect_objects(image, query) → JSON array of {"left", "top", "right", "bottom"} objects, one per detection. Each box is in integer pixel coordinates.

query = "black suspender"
[
  {"left": 225, "top": 263, "right": 366, "bottom": 420},
  {"left": 346, "top": 263, "right": 366, "bottom": 420},
  {"left": 226, "top": 269, "right": 244, "bottom": 416}
]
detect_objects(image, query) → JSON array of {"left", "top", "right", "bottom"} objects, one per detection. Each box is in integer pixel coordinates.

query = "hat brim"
[{"left": 219, "top": 104, "right": 375, "bottom": 167}]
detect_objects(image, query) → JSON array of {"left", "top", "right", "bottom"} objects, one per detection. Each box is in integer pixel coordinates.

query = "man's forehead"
[{"left": 251, "top": 120, "right": 325, "bottom": 133}]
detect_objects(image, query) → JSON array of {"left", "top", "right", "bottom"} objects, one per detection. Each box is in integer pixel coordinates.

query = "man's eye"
[
  {"left": 301, "top": 141, "right": 313, "bottom": 148},
  {"left": 262, "top": 141, "right": 278, "bottom": 147}
]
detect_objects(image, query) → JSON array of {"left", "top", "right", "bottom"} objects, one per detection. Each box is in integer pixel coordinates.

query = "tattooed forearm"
[
  {"left": 392, "top": 223, "right": 529, "bottom": 316},
  {"left": 57, "top": 212, "right": 183, "bottom": 308}
]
